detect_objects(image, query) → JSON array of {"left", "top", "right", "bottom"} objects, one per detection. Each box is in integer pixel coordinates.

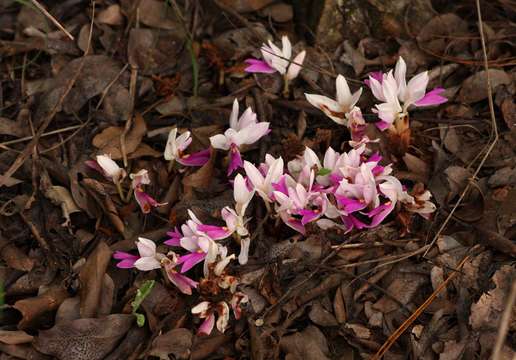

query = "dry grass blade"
[
  {"left": 371, "top": 251, "right": 472, "bottom": 360},
  {"left": 423, "top": 0, "right": 499, "bottom": 257},
  {"left": 30, "top": 0, "right": 74, "bottom": 40}
]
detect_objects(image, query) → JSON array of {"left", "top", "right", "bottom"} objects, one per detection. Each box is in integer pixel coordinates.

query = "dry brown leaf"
[
  {"left": 469, "top": 265, "right": 516, "bottom": 331},
  {"left": 459, "top": 70, "right": 511, "bottom": 104},
  {"left": 219, "top": 0, "right": 275, "bottom": 13},
  {"left": 280, "top": 325, "right": 330, "bottom": 360},
  {"left": 14, "top": 285, "right": 70, "bottom": 329},
  {"left": 97, "top": 4, "right": 124, "bottom": 25},
  {"left": 33, "top": 314, "right": 134, "bottom": 360},
  {"left": 136, "top": 0, "right": 181, "bottom": 30},
  {"left": 0, "top": 117, "right": 25, "bottom": 137},
  {"left": 259, "top": 3, "right": 293, "bottom": 22},
  {"left": 0, "top": 236, "right": 34, "bottom": 272},
  {"left": 92, "top": 113, "right": 147, "bottom": 159},
  {"left": 78, "top": 241, "right": 113, "bottom": 318},
  {"left": 308, "top": 301, "right": 338, "bottom": 327},
  {"left": 149, "top": 328, "right": 193, "bottom": 360},
  {"left": 56, "top": 297, "right": 81, "bottom": 323},
  {"left": 417, "top": 13, "right": 468, "bottom": 54},
  {"left": 44, "top": 185, "right": 81, "bottom": 226},
  {"left": 0, "top": 330, "right": 33, "bottom": 345}
]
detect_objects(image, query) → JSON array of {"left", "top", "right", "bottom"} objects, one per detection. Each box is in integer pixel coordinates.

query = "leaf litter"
[{"left": 0, "top": 0, "right": 514, "bottom": 359}]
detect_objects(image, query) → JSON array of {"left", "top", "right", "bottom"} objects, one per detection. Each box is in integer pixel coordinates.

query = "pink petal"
[
  {"left": 134, "top": 190, "right": 165, "bottom": 214},
  {"left": 164, "top": 227, "right": 182, "bottom": 246},
  {"left": 197, "top": 224, "right": 232, "bottom": 240},
  {"left": 113, "top": 251, "right": 139, "bottom": 269},
  {"left": 367, "top": 202, "right": 395, "bottom": 227},
  {"left": 168, "top": 272, "right": 198, "bottom": 295},
  {"left": 177, "top": 149, "right": 210, "bottom": 167},
  {"left": 178, "top": 252, "right": 206, "bottom": 273},
  {"left": 228, "top": 146, "right": 243, "bottom": 176},
  {"left": 271, "top": 175, "right": 289, "bottom": 195},
  {"left": 244, "top": 59, "right": 276, "bottom": 74},
  {"left": 414, "top": 87, "right": 448, "bottom": 107},
  {"left": 198, "top": 313, "right": 215, "bottom": 336},
  {"left": 85, "top": 159, "right": 104, "bottom": 175},
  {"left": 299, "top": 209, "right": 321, "bottom": 225},
  {"left": 375, "top": 120, "right": 391, "bottom": 131},
  {"left": 336, "top": 196, "right": 367, "bottom": 213}
]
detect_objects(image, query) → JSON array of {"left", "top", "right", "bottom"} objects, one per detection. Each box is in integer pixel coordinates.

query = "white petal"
[
  {"left": 286, "top": 50, "right": 305, "bottom": 81},
  {"left": 405, "top": 71, "right": 429, "bottom": 106},
  {"left": 368, "top": 76, "right": 385, "bottom": 102},
  {"left": 216, "top": 302, "right": 230, "bottom": 333},
  {"left": 238, "top": 237, "right": 251, "bottom": 265},
  {"left": 303, "top": 147, "right": 321, "bottom": 168},
  {"left": 210, "top": 134, "right": 230, "bottom": 150},
  {"left": 229, "top": 99, "right": 239, "bottom": 130},
  {"left": 350, "top": 88, "right": 363, "bottom": 109},
  {"left": 96, "top": 155, "right": 123, "bottom": 181},
  {"left": 214, "top": 254, "right": 235, "bottom": 276},
  {"left": 323, "top": 147, "right": 338, "bottom": 168},
  {"left": 394, "top": 56, "right": 407, "bottom": 100},
  {"left": 305, "top": 93, "right": 345, "bottom": 125},
  {"left": 134, "top": 256, "right": 161, "bottom": 271},
  {"left": 234, "top": 174, "right": 253, "bottom": 207},
  {"left": 164, "top": 128, "right": 178, "bottom": 160},
  {"left": 244, "top": 161, "right": 264, "bottom": 188},
  {"left": 336, "top": 75, "right": 352, "bottom": 107},
  {"left": 238, "top": 107, "right": 257, "bottom": 130},
  {"left": 136, "top": 237, "right": 156, "bottom": 258},
  {"left": 191, "top": 301, "right": 211, "bottom": 315},
  {"left": 281, "top": 35, "right": 292, "bottom": 60},
  {"left": 238, "top": 122, "right": 270, "bottom": 145},
  {"left": 176, "top": 131, "right": 192, "bottom": 152}
]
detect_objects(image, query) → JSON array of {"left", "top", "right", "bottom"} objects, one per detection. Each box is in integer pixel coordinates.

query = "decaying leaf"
[
  {"left": 280, "top": 325, "right": 330, "bottom": 360},
  {"left": 149, "top": 328, "right": 193, "bottom": 359},
  {"left": 0, "top": 330, "right": 33, "bottom": 345},
  {"left": 97, "top": 4, "right": 124, "bottom": 25},
  {"left": 459, "top": 70, "right": 511, "bottom": 104},
  {"left": 33, "top": 314, "right": 134, "bottom": 360},
  {"left": 92, "top": 113, "right": 147, "bottom": 159},
  {"left": 78, "top": 241, "right": 113, "bottom": 318},
  {"left": 14, "top": 285, "right": 70, "bottom": 329},
  {"left": 44, "top": 185, "right": 81, "bottom": 226}
]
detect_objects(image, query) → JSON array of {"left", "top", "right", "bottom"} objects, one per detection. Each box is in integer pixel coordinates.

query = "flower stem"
[{"left": 282, "top": 76, "right": 290, "bottom": 97}]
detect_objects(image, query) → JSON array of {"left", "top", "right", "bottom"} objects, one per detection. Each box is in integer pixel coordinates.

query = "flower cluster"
[{"left": 111, "top": 38, "right": 448, "bottom": 336}]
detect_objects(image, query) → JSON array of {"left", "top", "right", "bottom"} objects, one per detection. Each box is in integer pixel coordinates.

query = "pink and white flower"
[
  {"left": 245, "top": 35, "right": 306, "bottom": 81},
  {"left": 210, "top": 99, "right": 270, "bottom": 175},
  {"left": 368, "top": 57, "right": 447, "bottom": 131},
  {"left": 161, "top": 252, "right": 198, "bottom": 295},
  {"left": 244, "top": 156, "right": 284, "bottom": 203},
  {"left": 87, "top": 154, "right": 126, "bottom": 183},
  {"left": 164, "top": 128, "right": 210, "bottom": 167},
  {"left": 191, "top": 301, "right": 230, "bottom": 336},
  {"left": 130, "top": 170, "right": 166, "bottom": 214},
  {"left": 305, "top": 75, "right": 362, "bottom": 126}
]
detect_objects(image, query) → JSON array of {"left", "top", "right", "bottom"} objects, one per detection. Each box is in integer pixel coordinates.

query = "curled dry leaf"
[
  {"left": 14, "top": 285, "right": 70, "bottom": 329},
  {"left": 279, "top": 325, "right": 330, "bottom": 360},
  {"left": 0, "top": 330, "right": 33, "bottom": 345},
  {"left": 149, "top": 328, "right": 193, "bottom": 360},
  {"left": 469, "top": 265, "right": 516, "bottom": 332},
  {"left": 78, "top": 241, "right": 113, "bottom": 318},
  {"left": 56, "top": 297, "right": 81, "bottom": 323},
  {"left": 33, "top": 314, "right": 134, "bottom": 360},
  {"left": 97, "top": 4, "right": 124, "bottom": 25},
  {"left": 458, "top": 70, "right": 511, "bottom": 104},
  {"left": 417, "top": 13, "right": 469, "bottom": 54},
  {"left": 43, "top": 185, "right": 81, "bottom": 226},
  {"left": 0, "top": 235, "right": 34, "bottom": 272},
  {"left": 92, "top": 113, "right": 147, "bottom": 160}
]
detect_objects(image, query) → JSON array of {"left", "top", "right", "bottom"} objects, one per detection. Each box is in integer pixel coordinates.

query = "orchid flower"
[
  {"left": 368, "top": 57, "right": 447, "bottom": 131},
  {"left": 86, "top": 154, "right": 126, "bottom": 184},
  {"left": 403, "top": 184, "right": 436, "bottom": 219},
  {"left": 164, "top": 128, "right": 210, "bottom": 167},
  {"left": 177, "top": 210, "right": 218, "bottom": 273},
  {"left": 130, "top": 170, "right": 166, "bottom": 214},
  {"left": 210, "top": 99, "right": 270, "bottom": 175},
  {"left": 113, "top": 238, "right": 197, "bottom": 295},
  {"left": 244, "top": 156, "right": 284, "bottom": 204},
  {"left": 245, "top": 35, "right": 306, "bottom": 95},
  {"left": 192, "top": 301, "right": 230, "bottom": 336},
  {"left": 305, "top": 75, "right": 362, "bottom": 126}
]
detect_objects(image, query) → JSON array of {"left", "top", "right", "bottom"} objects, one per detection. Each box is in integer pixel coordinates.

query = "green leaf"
[
  {"left": 131, "top": 280, "right": 155, "bottom": 327},
  {"left": 135, "top": 313, "right": 146, "bottom": 327},
  {"left": 317, "top": 168, "right": 332, "bottom": 176}
]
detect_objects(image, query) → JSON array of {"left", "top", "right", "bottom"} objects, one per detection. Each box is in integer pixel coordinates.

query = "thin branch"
[{"left": 30, "top": 0, "right": 74, "bottom": 40}]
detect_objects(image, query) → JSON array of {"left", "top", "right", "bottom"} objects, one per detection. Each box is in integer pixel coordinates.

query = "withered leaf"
[
  {"left": 279, "top": 325, "right": 330, "bottom": 360},
  {"left": 79, "top": 241, "right": 113, "bottom": 318},
  {"left": 149, "top": 328, "right": 193, "bottom": 360},
  {"left": 14, "top": 285, "right": 69, "bottom": 329},
  {"left": 0, "top": 330, "right": 33, "bottom": 345},
  {"left": 0, "top": 117, "right": 25, "bottom": 137},
  {"left": 182, "top": 148, "right": 215, "bottom": 190},
  {"left": 459, "top": 70, "right": 511, "bottom": 104},
  {"left": 92, "top": 113, "right": 147, "bottom": 159},
  {"left": 33, "top": 314, "right": 134, "bottom": 360},
  {"left": 97, "top": 4, "right": 124, "bottom": 25}
]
